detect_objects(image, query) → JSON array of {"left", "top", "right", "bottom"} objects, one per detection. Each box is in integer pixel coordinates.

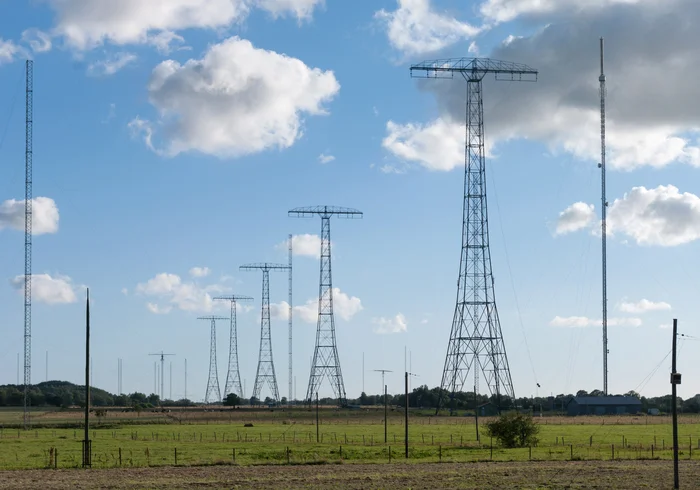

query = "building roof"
[{"left": 570, "top": 396, "right": 642, "bottom": 406}]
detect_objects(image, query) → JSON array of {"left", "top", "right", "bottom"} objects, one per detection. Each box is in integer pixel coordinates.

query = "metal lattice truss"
[
  {"left": 410, "top": 58, "right": 538, "bottom": 82},
  {"left": 411, "top": 58, "right": 538, "bottom": 411},
  {"left": 198, "top": 316, "right": 228, "bottom": 404},
  {"left": 240, "top": 263, "right": 289, "bottom": 403},
  {"left": 289, "top": 206, "right": 362, "bottom": 406},
  {"left": 214, "top": 295, "right": 253, "bottom": 399}
]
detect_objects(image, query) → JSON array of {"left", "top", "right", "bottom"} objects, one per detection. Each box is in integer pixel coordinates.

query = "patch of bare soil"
[{"left": 0, "top": 460, "right": 697, "bottom": 489}]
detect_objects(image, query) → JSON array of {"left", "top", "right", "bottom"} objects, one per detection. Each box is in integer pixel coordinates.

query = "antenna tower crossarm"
[
  {"left": 410, "top": 57, "right": 538, "bottom": 82},
  {"left": 288, "top": 206, "right": 363, "bottom": 219}
]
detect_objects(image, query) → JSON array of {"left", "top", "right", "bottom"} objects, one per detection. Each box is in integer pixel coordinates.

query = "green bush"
[{"left": 485, "top": 412, "right": 539, "bottom": 448}]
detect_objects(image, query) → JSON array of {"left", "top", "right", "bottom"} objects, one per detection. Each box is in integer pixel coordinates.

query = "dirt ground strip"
[{"left": 1, "top": 460, "right": 698, "bottom": 489}]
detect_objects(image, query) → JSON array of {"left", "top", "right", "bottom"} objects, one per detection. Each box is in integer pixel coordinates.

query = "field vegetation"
[{"left": 0, "top": 407, "right": 698, "bottom": 470}]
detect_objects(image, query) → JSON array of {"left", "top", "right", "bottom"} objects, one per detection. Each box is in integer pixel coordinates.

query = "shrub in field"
[{"left": 485, "top": 412, "right": 539, "bottom": 448}]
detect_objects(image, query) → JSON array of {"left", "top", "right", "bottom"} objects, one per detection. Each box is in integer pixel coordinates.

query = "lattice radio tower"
[
  {"left": 23, "top": 60, "right": 33, "bottom": 430},
  {"left": 288, "top": 234, "right": 293, "bottom": 404},
  {"left": 410, "top": 58, "right": 537, "bottom": 412},
  {"left": 197, "top": 316, "right": 228, "bottom": 403},
  {"left": 240, "top": 263, "right": 290, "bottom": 403},
  {"left": 599, "top": 38, "right": 609, "bottom": 396},
  {"left": 288, "top": 206, "right": 363, "bottom": 406},
  {"left": 214, "top": 295, "right": 252, "bottom": 399}
]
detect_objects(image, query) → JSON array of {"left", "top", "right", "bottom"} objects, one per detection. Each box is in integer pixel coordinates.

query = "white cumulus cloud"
[
  {"left": 294, "top": 288, "right": 362, "bottom": 323},
  {"left": 47, "top": 0, "right": 325, "bottom": 51},
  {"left": 550, "top": 316, "right": 642, "bottom": 328},
  {"left": 87, "top": 52, "right": 137, "bottom": 76},
  {"left": 189, "top": 267, "right": 211, "bottom": 278},
  {"left": 318, "top": 153, "right": 335, "bottom": 164},
  {"left": 278, "top": 234, "right": 326, "bottom": 258},
  {"left": 136, "top": 272, "right": 230, "bottom": 313},
  {"left": 147, "top": 303, "right": 172, "bottom": 314},
  {"left": 606, "top": 185, "right": 700, "bottom": 246},
  {"left": 375, "top": 0, "right": 480, "bottom": 57},
  {"left": 372, "top": 314, "right": 407, "bottom": 334},
  {"left": 619, "top": 299, "right": 671, "bottom": 314},
  {"left": 420, "top": 0, "right": 700, "bottom": 171},
  {"left": 480, "top": 0, "right": 651, "bottom": 24},
  {"left": 270, "top": 301, "right": 291, "bottom": 320},
  {"left": 21, "top": 29, "right": 52, "bottom": 53},
  {"left": 11, "top": 274, "right": 78, "bottom": 305},
  {"left": 555, "top": 202, "right": 596, "bottom": 235},
  {"left": 0, "top": 39, "right": 20, "bottom": 65},
  {"left": 132, "top": 36, "right": 339, "bottom": 158},
  {"left": 382, "top": 118, "right": 465, "bottom": 172},
  {"left": 0, "top": 197, "right": 60, "bottom": 235}
]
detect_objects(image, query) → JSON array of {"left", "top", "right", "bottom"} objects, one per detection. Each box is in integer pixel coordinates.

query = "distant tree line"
[
  {"left": 0, "top": 381, "right": 194, "bottom": 409},
  {"left": 1, "top": 381, "right": 697, "bottom": 414}
]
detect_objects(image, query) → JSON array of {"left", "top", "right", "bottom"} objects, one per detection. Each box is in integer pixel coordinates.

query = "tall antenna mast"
[
  {"left": 599, "top": 38, "right": 608, "bottom": 396},
  {"left": 240, "top": 263, "right": 290, "bottom": 404},
  {"left": 213, "top": 295, "right": 252, "bottom": 399},
  {"left": 410, "top": 58, "right": 536, "bottom": 413},
  {"left": 288, "top": 234, "right": 293, "bottom": 404},
  {"left": 198, "top": 316, "right": 228, "bottom": 403},
  {"left": 288, "top": 206, "right": 363, "bottom": 407},
  {"left": 23, "top": 59, "right": 33, "bottom": 430}
]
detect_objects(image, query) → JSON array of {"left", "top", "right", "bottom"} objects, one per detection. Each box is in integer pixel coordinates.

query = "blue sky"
[{"left": 0, "top": 0, "right": 699, "bottom": 402}]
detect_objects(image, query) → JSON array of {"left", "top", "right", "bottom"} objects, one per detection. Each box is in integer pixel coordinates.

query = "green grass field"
[{"left": 0, "top": 408, "right": 698, "bottom": 470}]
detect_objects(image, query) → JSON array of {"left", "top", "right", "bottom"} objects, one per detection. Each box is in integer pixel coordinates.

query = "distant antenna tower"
[
  {"left": 410, "top": 58, "right": 538, "bottom": 412},
  {"left": 599, "top": 38, "right": 609, "bottom": 395},
  {"left": 214, "top": 295, "right": 253, "bottom": 399},
  {"left": 198, "top": 316, "right": 227, "bottom": 403},
  {"left": 240, "top": 263, "right": 290, "bottom": 403},
  {"left": 288, "top": 234, "right": 293, "bottom": 404},
  {"left": 148, "top": 351, "right": 175, "bottom": 401},
  {"left": 23, "top": 59, "right": 33, "bottom": 430},
  {"left": 288, "top": 206, "right": 363, "bottom": 406}
]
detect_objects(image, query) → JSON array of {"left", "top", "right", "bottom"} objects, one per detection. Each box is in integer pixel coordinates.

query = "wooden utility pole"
[{"left": 671, "top": 318, "right": 681, "bottom": 489}]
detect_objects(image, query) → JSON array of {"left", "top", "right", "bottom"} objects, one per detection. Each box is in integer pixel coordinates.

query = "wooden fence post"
[
  {"left": 174, "top": 448, "right": 178, "bottom": 465},
  {"left": 233, "top": 448, "right": 236, "bottom": 463},
  {"left": 529, "top": 446, "right": 532, "bottom": 460},
  {"left": 119, "top": 447, "right": 122, "bottom": 466},
  {"left": 439, "top": 445, "right": 442, "bottom": 462},
  {"left": 611, "top": 444, "right": 614, "bottom": 460}
]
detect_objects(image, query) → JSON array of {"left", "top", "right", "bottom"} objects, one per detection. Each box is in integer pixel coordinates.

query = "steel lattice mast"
[
  {"left": 288, "top": 235, "right": 293, "bottom": 404},
  {"left": 410, "top": 58, "right": 537, "bottom": 412},
  {"left": 288, "top": 206, "right": 363, "bottom": 406},
  {"left": 599, "top": 38, "right": 609, "bottom": 396},
  {"left": 240, "top": 263, "right": 290, "bottom": 403},
  {"left": 198, "top": 316, "right": 227, "bottom": 403},
  {"left": 214, "top": 295, "right": 252, "bottom": 399},
  {"left": 23, "top": 60, "right": 33, "bottom": 430}
]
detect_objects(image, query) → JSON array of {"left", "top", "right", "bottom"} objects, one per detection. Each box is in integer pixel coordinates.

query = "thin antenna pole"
[
  {"left": 17, "top": 353, "right": 19, "bottom": 385},
  {"left": 289, "top": 234, "right": 293, "bottom": 404},
  {"left": 83, "top": 289, "right": 90, "bottom": 467},
  {"left": 599, "top": 37, "right": 609, "bottom": 396},
  {"left": 23, "top": 59, "right": 33, "bottom": 431},
  {"left": 184, "top": 358, "right": 188, "bottom": 401},
  {"left": 362, "top": 352, "right": 364, "bottom": 393},
  {"left": 170, "top": 361, "right": 172, "bottom": 400},
  {"left": 153, "top": 362, "right": 156, "bottom": 394}
]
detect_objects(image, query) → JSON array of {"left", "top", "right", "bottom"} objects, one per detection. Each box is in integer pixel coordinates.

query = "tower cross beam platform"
[
  {"left": 410, "top": 57, "right": 537, "bottom": 413},
  {"left": 240, "top": 263, "right": 289, "bottom": 404},
  {"left": 289, "top": 205, "right": 363, "bottom": 407}
]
